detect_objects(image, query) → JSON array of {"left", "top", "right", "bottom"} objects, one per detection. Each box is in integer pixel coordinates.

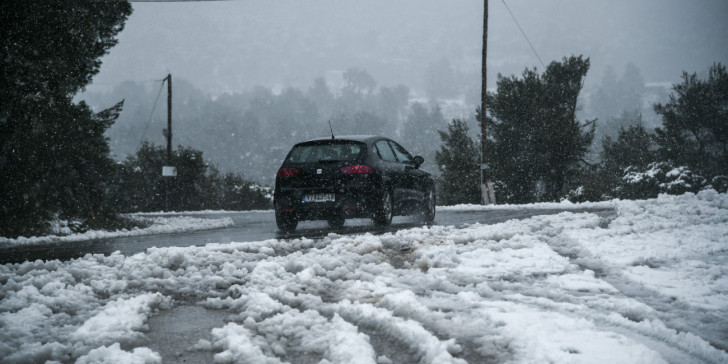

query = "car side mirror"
[{"left": 413, "top": 156, "right": 424, "bottom": 169}]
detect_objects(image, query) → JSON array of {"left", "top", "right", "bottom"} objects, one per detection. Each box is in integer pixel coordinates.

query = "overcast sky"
[{"left": 87, "top": 0, "right": 728, "bottom": 96}]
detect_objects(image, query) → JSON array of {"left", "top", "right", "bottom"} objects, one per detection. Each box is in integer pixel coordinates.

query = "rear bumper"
[{"left": 274, "top": 186, "right": 378, "bottom": 221}]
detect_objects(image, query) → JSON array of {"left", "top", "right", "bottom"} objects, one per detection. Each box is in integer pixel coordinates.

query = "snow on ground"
[
  {"left": 1, "top": 191, "right": 727, "bottom": 363},
  {"left": 133, "top": 209, "right": 272, "bottom": 216},
  {"left": 0, "top": 215, "right": 234, "bottom": 247},
  {"left": 438, "top": 202, "right": 583, "bottom": 212}
]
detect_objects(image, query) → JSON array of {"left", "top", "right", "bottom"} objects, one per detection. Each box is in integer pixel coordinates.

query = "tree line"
[
  {"left": 435, "top": 58, "right": 727, "bottom": 205},
  {"left": 109, "top": 142, "right": 271, "bottom": 213},
  {"left": 84, "top": 68, "right": 437, "bottom": 186}
]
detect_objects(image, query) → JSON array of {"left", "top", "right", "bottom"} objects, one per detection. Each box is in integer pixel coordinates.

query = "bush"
[
  {"left": 614, "top": 162, "right": 707, "bottom": 200},
  {"left": 710, "top": 176, "right": 728, "bottom": 193},
  {"left": 654, "top": 63, "right": 728, "bottom": 180},
  {"left": 108, "top": 142, "right": 271, "bottom": 212}
]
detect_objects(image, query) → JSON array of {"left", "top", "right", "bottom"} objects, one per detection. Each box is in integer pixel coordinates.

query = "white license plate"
[{"left": 302, "top": 193, "right": 335, "bottom": 203}]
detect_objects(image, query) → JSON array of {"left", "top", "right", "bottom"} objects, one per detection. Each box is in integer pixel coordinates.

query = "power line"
[
  {"left": 86, "top": 78, "right": 166, "bottom": 87},
  {"left": 139, "top": 78, "right": 167, "bottom": 145},
  {"left": 500, "top": 0, "right": 546, "bottom": 69}
]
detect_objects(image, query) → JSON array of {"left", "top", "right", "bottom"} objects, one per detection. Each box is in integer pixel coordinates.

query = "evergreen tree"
[
  {"left": 211, "top": 172, "right": 271, "bottom": 211},
  {"left": 615, "top": 162, "right": 706, "bottom": 200},
  {"left": 375, "top": 85, "right": 410, "bottom": 125},
  {"left": 435, "top": 119, "right": 481, "bottom": 205},
  {"left": 487, "top": 56, "right": 595, "bottom": 203},
  {"left": 342, "top": 67, "right": 377, "bottom": 95},
  {"left": 589, "top": 64, "right": 646, "bottom": 149},
  {"left": 402, "top": 102, "right": 446, "bottom": 164},
  {"left": 591, "top": 66, "right": 620, "bottom": 123},
  {"left": 573, "top": 120, "right": 657, "bottom": 202},
  {"left": 654, "top": 63, "right": 728, "bottom": 180},
  {"left": 601, "top": 121, "right": 656, "bottom": 179},
  {"left": 618, "top": 63, "right": 646, "bottom": 113},
  {"left": 1, "top": 1, "right": 132, "bottom": 237},
  {"left": 331, "top": 111, "right": 388, "bottom": 137},
  {"left": 306, "top": 77, "right": 335, "bottom": 116}
]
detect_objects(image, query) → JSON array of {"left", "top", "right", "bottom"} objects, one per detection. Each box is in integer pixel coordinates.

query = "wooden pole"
[
  {"left": 480, "top": 0, "right": 493, "bottom": 204},
  {"left": 165, "top": 74, "right": 172, "bottom": 211},
  {"left": 166, "top": 74, "right": 172, "bottom": 165}
]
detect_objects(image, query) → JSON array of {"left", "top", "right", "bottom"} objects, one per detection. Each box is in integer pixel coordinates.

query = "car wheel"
[
  {"left": 372, "top": 190, "right": 393, "bottom": 226},
  {"left": 275, "top": 211, "right": 298, "bottom": 232},
  {"left": 327, "top": 214, "right": 345, "bottom": 229},
  {"left": 423, "top": 186, "right": 436, "bottom": 223}
]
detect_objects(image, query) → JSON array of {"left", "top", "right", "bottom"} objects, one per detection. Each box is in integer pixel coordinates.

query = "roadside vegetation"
[
  {"left": 109, "top": 142, "right": 271, "bottom": 213},
  {"left": 436, "top": 61, "right": 727, "bottom": 204}
]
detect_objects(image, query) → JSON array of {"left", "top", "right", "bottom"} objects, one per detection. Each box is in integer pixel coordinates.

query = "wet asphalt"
[{"left": 0, "top": 207, "right": 615, "bottom": 265}]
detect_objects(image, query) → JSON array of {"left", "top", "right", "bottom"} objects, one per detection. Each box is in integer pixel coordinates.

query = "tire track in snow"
[{"left": 533, "top": 211, "right": 728, "bottom": 364}]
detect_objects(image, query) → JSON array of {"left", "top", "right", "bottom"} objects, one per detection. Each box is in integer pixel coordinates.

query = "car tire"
[
  {"left": 275, "top": 211, "right": 298, "bottom": 232},
  {"left": 327, "top": 214, "right": 345, "bottom": 229},
  {"left": 423, "top": 186, "right": 436, "bottom": 223},
  {"left": 372, "top": 190, "right": 393, "bottom": 226}
]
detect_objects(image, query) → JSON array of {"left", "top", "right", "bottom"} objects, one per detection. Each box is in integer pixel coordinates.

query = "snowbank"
[
  {"left": 0, "top": 215, "right": 234, "bottom": 247},
  {"left": 133, "top": 209, "right": 271, "bottom": 216},
  {"left": 1, "top": 192, "right": 726, "bottom": 363},
  {"left": 437, "top": 199, "right": 613, "bottom": 212}
]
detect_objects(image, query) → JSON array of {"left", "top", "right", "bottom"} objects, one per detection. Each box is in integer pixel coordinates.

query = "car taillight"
[
  {"left": 340, "top": 165, "right": 374, "bottom": 174},
  {"left": 277, "top": 168, "right": 300, "bottom": 177}
]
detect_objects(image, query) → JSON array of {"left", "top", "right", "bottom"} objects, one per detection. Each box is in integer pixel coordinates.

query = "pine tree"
[
  {"left": 402, "top": 102, "right": 446, "bottom": 164},
  {"left": 487, "top": 56, "right": 595, "bottom": 203},
  {"left": 0, "top": 1, "right": 132, "bottom": 237},
  {"left": 576, "top": 120, "right": 658, "bottom": 201},
  {"left": 435, "top": 119, "right": 481, "bottom": 205},
  {"left": 654, "top": 63, "right": 728, "bottom": 180},
  {"left": 601, "top": 122, "right": 656, "bottom": 178}
]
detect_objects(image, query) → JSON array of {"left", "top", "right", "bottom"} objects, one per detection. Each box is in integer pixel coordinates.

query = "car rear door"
[{"left": 373, "top": 139, "right": 408, "bottom": 206}]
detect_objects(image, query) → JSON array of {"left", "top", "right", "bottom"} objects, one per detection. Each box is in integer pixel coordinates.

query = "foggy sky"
[{"left": 86, "top": 0, "right": 727, "bottom": 96}]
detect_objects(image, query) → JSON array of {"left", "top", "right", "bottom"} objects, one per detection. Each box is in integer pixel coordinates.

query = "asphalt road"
[{"left": 0, "top": 207, "right": 615, "bottom": 265}]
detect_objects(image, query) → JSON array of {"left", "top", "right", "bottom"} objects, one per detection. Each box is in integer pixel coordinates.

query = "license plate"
[{"left": 302, "top": 193, "right": 335, "bottom": 203}]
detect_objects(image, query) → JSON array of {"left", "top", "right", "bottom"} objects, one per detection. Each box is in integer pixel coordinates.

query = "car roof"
[{"left": 300, "top": 135, "right": 384, "bottom": 144}]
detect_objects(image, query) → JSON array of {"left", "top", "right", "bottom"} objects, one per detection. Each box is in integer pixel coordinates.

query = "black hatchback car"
[{"left": 274, "top": 135, "right": 436, "bottom": 231}]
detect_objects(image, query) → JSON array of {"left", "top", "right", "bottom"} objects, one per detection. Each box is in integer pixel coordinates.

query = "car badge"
[{"left": 317, "top": 169, "right": 322, "bottom": 174}]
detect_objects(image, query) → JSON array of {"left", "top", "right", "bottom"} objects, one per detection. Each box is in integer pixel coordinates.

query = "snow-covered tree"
[
  {"left": 615, "top": 162, "right": 707, "bottom": 200},
  {"left": 654, "top": 63, "right": 728, "bottom": 180}
]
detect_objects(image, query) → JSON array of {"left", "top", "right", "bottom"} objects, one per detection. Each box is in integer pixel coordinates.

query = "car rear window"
[{"left": 285, "top": 142, "right": 365, "bottom": 163}]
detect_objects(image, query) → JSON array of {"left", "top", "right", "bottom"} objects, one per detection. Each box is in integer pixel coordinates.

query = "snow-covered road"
[{"left": 1, "top": 191, "right": 727, "bottom": 363}]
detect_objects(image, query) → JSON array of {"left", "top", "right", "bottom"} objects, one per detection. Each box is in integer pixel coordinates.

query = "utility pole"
[
  {"left": 161, "top": 74, "right": 176, "bottom": 211},
  {"left": 480, "top": 0, "right": 495, "bottom": 205},
  {"left": 166, "top": 73, "right": 172, "bottom": 165}
]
